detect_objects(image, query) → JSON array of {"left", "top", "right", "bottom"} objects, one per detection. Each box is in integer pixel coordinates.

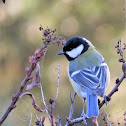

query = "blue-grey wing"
[{"left": 69, "top": 62, "right": 109, "bottom": 97}]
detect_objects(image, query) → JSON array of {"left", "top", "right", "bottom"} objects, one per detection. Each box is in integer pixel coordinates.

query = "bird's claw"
[
  {"left": 81, "top": 113, "right": 87, "bottom": 124},
  {"left": 104, "top": 95, "right": 110, "bottom": 105}
]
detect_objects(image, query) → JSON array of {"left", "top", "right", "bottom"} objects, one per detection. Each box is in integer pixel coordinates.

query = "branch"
[
  {"left": 69, "top": 92, "right": 77, "bottom": 120},
  {"left": 99, "top": 73, "right": 125, "bottom": 109},
  {"left": 66, "top": 92, "right": 77, "bottom": 126},
  {"left": 0, "top": 26, "right": 66, "bottom": 126},
  {"left": 48, "top": 64, "right": 61, "bottom": 126},
  {"left": 115, "top": 37, "right": 126, "bottom": 63},
  {"left": 0, "top": 63, "right": 36, "bottom": 125},
  {"left": 19, "top": 92, "right": 44, "bottom": 113},
  {"left": 55, "top": 115, "right": 62, "bottom": 126},
  {"left": 35, "top": 114, "right": 45, "bottom": 126},
  {"left": 66, "top": 116, "right": 84, "bottom": 126},
  {"left": 103, "top": 110, "right": 111, "bottom": 126},
  {"left": 40, "top": 82, "right": 51, "bottom": 123},
  {"left": 52, "top": 64, "right": 60, "bottom": 109},
  {"left": 99, "top": 38, "right": 126, "bottom": 109},
  {"left": 26, "top": 63, "right": 41, "bottom": 90}
]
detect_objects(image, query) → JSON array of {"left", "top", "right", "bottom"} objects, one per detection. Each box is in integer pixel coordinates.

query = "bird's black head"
[{"left": 58, "top": 36, "right": 90, "bottom": 61}]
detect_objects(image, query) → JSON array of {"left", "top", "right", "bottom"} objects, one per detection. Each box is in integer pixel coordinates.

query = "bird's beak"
[{"left": 57, "top": 50, "right": 64, "bottom": 55}]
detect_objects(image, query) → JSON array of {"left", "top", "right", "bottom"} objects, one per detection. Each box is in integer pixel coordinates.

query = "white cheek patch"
[{"left": 66, "top": 44, "right": 84, "bottom": 58}]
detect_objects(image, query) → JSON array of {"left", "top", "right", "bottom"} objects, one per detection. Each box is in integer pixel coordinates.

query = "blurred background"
[{"left": 0, "top": 0, "right": 125, "bottom": 125}]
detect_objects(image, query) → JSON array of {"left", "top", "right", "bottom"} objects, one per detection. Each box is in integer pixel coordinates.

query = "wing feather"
[{"left": 69, "top": 62, "right": 109, "bottom": 97}]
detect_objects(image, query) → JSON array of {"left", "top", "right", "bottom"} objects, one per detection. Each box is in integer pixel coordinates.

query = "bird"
[{"left": 57, "top": 36, "right": 110, "bottom": 125}]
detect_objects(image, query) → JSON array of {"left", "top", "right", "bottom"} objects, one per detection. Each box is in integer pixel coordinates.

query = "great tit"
[{"left": 58, "top": 36, "right": 110, "bottom": 121}]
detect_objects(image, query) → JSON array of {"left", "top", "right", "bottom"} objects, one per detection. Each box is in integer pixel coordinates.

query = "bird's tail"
[{"left": 86, "top": 93, "right": 99, "bottom": 118}]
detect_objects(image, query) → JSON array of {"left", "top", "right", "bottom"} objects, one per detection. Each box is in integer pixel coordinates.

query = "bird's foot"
[
  {"left": 81, "top": 113, "right": 87, "bottom": 124},
  {"left": 104, "top": 95, "right": 110, "bottom": 105},
  {"left": 81, "top": 98, "right": 87, "bottom": 124}
]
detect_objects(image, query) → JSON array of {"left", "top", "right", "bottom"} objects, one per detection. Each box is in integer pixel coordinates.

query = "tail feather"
[{"left": 86, "top": 93, "right": 99, "bottom": 118}]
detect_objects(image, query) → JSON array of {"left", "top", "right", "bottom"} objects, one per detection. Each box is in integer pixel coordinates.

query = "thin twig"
[
  {"left": 50, "top": 103, "right": 54, "bottom": 126},
  {"left": 48, "top": 64, "right": 61, "bottom": 126},
  {"left": 20, "top": 92, "right": 44, "bottom": 113},
  {"left": 104, "top": 110, "right": 111, "bottom": 126},
  {"left": 69, "top": 92, "right": 76, "bottom": 120},
  {"left": 29, "top": 112, "right": 32, "bottom": 126},
  {"left": 115, "top": 110, "right": 126, "bottom": 125},
  {"left": 99, "top": 73, "right": 125, "bottom": 109},
  {"left": 40, "top": 83, "right": 51, "bottom": 122},
  {"left": 66, "top": 116, "right": 84, "bottom": 126},
  {"left": 115, "top": 106, "right": 126, "bottom": 114},
  {"left": 0, "top": 63, "right": 36, "bottom": 125},
  {"left": 55, "top": 115, "right": 62, "bottom": 126},
  {"left": 0, "top": 26, "right": 65, "bottom": 125},
  {"left": 41, "top": 114, "right": 45, "bottom": 126},
  {"left": 115, "top": 38, "right": 125, "bottom": 63},
  {"left": 52, "top": 64, "right": 60, "bottom": 109},
  {"left": 99, "top": 38, "right": 126, "bottom": 108},
  {"left": 35, "top": 114, "right": 45, "bottom": 126},
  {"left": 66, "top": 92, "right": 76, "bottom": 126}
]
